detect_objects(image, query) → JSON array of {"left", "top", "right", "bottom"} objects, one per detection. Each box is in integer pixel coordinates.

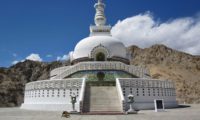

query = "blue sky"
[{"left": 0, "top": 0, "right": 200, "bottom": 67}]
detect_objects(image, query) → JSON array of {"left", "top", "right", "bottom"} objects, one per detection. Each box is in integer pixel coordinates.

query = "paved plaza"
[{"left": 0, "top": 104, "right": 200, "bottom": 120}]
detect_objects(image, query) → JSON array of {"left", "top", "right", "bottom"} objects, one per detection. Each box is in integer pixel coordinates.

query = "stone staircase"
[{"left": 82, "top": 86, "right": 123, "bottom": 114}]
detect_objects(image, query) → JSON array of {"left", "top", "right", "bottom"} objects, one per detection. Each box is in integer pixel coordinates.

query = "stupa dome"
[
  {"left": 72, "top": 35, "right": 127, "bottom": 60},
  {"left": 70, "top": 0, "right": 128, "bottom": 63}
]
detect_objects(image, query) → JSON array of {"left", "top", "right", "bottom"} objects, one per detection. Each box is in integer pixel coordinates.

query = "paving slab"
[{"left": 0, "top": 104, "right": 200, "bottom": 120}]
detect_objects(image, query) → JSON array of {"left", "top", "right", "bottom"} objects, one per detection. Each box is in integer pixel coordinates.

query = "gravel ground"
[{"left": 0, "top": 104, "right": 199, "bottom": 120}]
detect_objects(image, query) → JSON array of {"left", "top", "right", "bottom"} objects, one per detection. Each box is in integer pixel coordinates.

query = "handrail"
[
  {"left": 52, "top": 61, "right": 150, "bottom": 79},
  {"left": 79, "top": 78, "right": 86, "bottom": 104},
  {"left": 79, "top": 78, "right": 86, "bottom": 112},
  {"left": 116, "top": 78, "right": 125, "bottom": 101},
  {"left": 116, "top": 78, "right": 125, "bottom": 112}
]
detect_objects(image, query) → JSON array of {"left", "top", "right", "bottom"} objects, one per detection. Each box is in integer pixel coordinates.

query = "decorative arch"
[{"left": 90, "top": 44, "right": 110, "bottom": 61}]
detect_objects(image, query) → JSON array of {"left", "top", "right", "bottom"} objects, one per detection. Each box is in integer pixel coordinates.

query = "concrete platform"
[{"left": 0, "top": 104, "right": 200, "bottom": 120}]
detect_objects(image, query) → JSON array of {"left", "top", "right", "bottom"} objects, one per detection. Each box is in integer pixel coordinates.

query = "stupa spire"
[
  {"left": 90, "top": 0, "right": 111, "bottom": 36},
  {"left": 94, "top": 0, "right": 106, "bottom": 26}
]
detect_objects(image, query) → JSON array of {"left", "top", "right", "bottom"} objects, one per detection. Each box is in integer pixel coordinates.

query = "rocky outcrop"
[{"left": 0, "top": 60, "right": 69, "bottom": 107}]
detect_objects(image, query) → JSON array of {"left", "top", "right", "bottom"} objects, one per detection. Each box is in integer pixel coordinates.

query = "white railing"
[
  {"left": 25, "top": 78, "right": 83, "bottom": 90},
  {"left": 118, "top": 78, "right": 175, "bottom": 89},
  {"left": 52, "top": 61, "right": 150, "bottom": 79},
  {"left": 116, "top": 78, "right": 125, "bottom": 112},
  {"left": 50, "top": 66, "right": 71, "bottom": 77},
  {"left": 79, "top": 78, "right": 86, "bottom": 112}
]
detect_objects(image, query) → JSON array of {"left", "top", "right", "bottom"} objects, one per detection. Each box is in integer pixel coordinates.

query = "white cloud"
[
  {"left": 111, "top": 12, "right": 200, "bottom": 55},
  {"left": 57, "top": 55, "right": 69, "bottom": 61},
  {"left": 12, "top": 60, "right": 19, "bottom": 65},
  {"left": 26, "top": 53, "right": 43, "bottom": 62},
  {"left": 11, "top": 53, "right": 43, "bottom": 65}
]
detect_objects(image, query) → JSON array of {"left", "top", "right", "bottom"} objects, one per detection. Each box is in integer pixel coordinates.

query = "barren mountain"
[
  {"left": 128, "top": 44, "right": 200, "bottom": 103},
  {"left": 0, "top": 44, "right": 199, "bottom": 107}
]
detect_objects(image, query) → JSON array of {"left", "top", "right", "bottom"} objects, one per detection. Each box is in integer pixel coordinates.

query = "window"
[
  {"left": 148, "top": 88, "right": 150, "bottom": 96},
  {"left": 57, "top": 89, "right": 60, "bottom": 97},
  {"left": 136, "top": 81, "right": 138, "bottom": 86},
  {"left": 130, "top": 88, "right": 132, "bottom": 94},
  {"left": 38, "top": 90, "right": 40, "bottom": 97},
  {"left": 137, "top": 88, "right": 139, "bottom": 96},
  {"left": 143, "top": 88, "right": 145, "bottom": 96},
  {"left": 157, "top": 88, "right": 159, "bottom": 96},
  {"left": 47, "top": 90, "right": 49, "bottom": 96},
  {"left": 123, "top": 88, "right": 126, "bottom": 96},
  {"left": 166, "top": 89, "right": 169, "bottom": 96},
  {"left": 70, "top": 89, "right": 72, "bottom": 95},
  {"left": 123, "top": 91, "right": 126, "bottom": 96}
]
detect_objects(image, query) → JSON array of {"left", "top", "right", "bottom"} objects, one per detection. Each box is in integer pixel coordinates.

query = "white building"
[{"left": 21, "top": 0, "right": 177, "bottom": 114}]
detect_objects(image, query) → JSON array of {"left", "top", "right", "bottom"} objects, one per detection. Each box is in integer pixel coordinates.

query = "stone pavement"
[{"left": 0, "top": 104, "right": 200, "bottom": 120}]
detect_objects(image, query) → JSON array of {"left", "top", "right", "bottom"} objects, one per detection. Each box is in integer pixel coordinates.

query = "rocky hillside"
[
  {"left": 0, "top": 60, "right": 69, "bottom": 107},
  {"left": 128, "top": 44, "right": 200, "bottom": 104},
  {"left": 0, "top": 44, "right": 199, "bottom": 107}
]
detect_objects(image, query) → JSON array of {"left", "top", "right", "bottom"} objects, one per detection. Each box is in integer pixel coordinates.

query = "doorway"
[{"left": 96, "top": 52, "right": 105, "bottom": 61}]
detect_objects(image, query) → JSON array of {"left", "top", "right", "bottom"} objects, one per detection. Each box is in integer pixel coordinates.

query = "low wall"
[
  {"left": 117, "top": 78, "right": 178, "bottom": 110},
  {"left": 21, "top": 78, "right": 85, "bottom": 112}
]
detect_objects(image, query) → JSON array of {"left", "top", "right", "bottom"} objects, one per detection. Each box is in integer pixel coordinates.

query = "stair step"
[
  {"left": 90, "top": 107, "right": 121, "bottom": 109},
  {"left": 90, "top": 109, "right": 122, "bottom": 111},
  {"left": 82, "top": 86, "right": 122, "bottom": 113},
  {"left": 81, "top": 111, "right": 125, "bottom": 115}
]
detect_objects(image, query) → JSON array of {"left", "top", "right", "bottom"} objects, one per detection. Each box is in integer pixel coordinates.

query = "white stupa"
[{"left": 21, "top": 0, "right": 177, "bottom": 114}]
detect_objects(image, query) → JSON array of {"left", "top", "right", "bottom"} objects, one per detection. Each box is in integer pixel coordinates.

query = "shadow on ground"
[{"left": 177, "top": 104, "right": 191, "bottom": 109}]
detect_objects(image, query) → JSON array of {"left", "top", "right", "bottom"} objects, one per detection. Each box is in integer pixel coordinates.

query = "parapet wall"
[
  {"left": 117, "top": 78, "right": 178, "bottom": 110},
  {"left": 50, "top": 61, "right": 150, "bottom": 79},
  {"left": 21, "top": 78, "right": 85, "bottom": 111}
]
